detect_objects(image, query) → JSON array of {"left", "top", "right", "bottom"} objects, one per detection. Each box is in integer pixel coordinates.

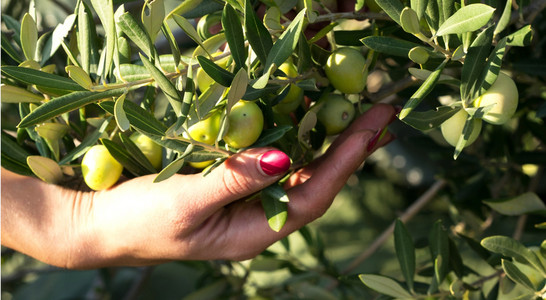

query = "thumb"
[{"left": 195, "top": 148, "right": 291, "bottom": 211}]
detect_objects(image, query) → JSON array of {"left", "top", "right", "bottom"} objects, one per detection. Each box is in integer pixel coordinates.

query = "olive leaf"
[
  {"left": 435, "top": 4, "right": 495, "bottom": 36},
  {"left": 261, "top": 184, "right": 289, "bottom": 232}
]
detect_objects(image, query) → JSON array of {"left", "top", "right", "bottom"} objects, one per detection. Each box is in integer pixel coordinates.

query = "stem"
[
  {"left": 314, "top": 11, "right": 393, "bottom": 23},
  {"left": 341, "top": 179, "right": 447, "bottom": 275}
]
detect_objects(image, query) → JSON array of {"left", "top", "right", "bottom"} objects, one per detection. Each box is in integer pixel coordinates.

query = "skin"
[{"left": 1, "top": 104, "right": 396, "bottom": 269}]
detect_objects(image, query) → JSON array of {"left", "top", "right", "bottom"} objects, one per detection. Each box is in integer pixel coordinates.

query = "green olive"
[
  {"left": 440, "top": 109, "right": 482, "bottom": 147},
  {"left": 324, "top": 47, "right": 367, "bottom": 94},
  {"left": 81, "top": 144, "right": 123, "bottom": 191},
  {"left": 130, "top": 132, "right": 162, "bottom": 170},
  {"left": 273, "top": 61, "right": 304, "bottom": 114},
  {"left": 473, "top": 72, "right": 518, "bottom": 125},
  {"left": 223, "top": 101, "right": 264, "bottom": 148},
  {"left": 184, "top": 112, "right": 222, "bottom": 169},
  {"left": 316, "top": 93, "right": 355, "bottom": 135}
]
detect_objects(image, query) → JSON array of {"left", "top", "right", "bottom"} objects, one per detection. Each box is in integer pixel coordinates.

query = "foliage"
[{"left": 2, "top": 0, "right": 546, "bottom": 299}]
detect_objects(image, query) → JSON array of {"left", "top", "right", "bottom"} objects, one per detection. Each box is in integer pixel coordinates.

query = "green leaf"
[
  {"left": 425, "top": 0, "right": 439, "bottom": 33},
  {"left": 65, "top": 65, "right": 93, "bottom": 90},
  {"left": 254, "top": 9, "right": 305, "bottom": 89},
  {"left": 226, "top": 68, "right": 248, "bottom": 111},
  {"left": 2, "top": 32, "right": 23, "bottom": 63},
  {"left": 242, "top": 85, "right": 280, "bottom": 100},
  {"left": 400, "top": 7, "right": 421, "bottom": 34},
  {"left": 505, "top": 25, "right": 534, "bottom": 47},
  {"left": 141, "top": 0, "right": 165, "bottom": 42},
  {"left": 161, "top": 21, "right": 182, "bottom": 69},
  {"left": 436, "top": 4, "right": 495, "bottom": 36},
  {"left": 172, "top": 14, "right": 207, "bottom": 55},
  {"left": 252, "top": 125, "right": 293, "bottom": 147},
  {"left": 402, "top": 106, "right": 460, "bottom": 131},
  {"left": 90, "top": 0, "right": 116, "bottom": 77},
  {"left": 358, "top": 274, "right": 413, "bottom": 299},
  {"left": 481, "top": 236, "right": 546, "bottom": 276},
  {"left": 394, "top": 219, "right": 416, "bottom": 292},
  {"left": 408, "top": 67, "right": 459, "bottom": 86},
  {"left": 244, "top": 0, "right": 272, "bottom": 65},
  {"left": 261, "top": 184, "right": 289, "bottom": 232},
  {"left": 194, "top": 83, "right": 226, "bottom": 120},
  {"left": 20, "top": 13, "right": 38, "bottom": 61},
  {"left": 119, "top": 134, "right": 157, "bottom": 173},
  {"left": 114, "top": 92, "right": 130, "bottom": 131},
  {"left": 298, "top": 110, "right": 317, "bottom": 143},
  {"left": 140, "top": 53, "right": 183, "bottom": 115},
  {"left": 411, "top": 0, "right": 428, "bottom": 20},
  {"left": 460, "top": 26, "right": 494, "bottom": 102},
  {"left": 428, "top": 220, "right": 450, "bottom": 284},
  {"left": 1, "top": 131, "right": 33, "bottom": 176},
  {"left": 117, "top": 12, "right": 154, "bottom": 59},
  {"left": 154, "top": 156, "right": 185, "bottom": 183},
  {"left": 494, "top": 0, "right": 512, "bottom": 35},
  {"left": 399, "top": 59, "right": 447, "bottom": 119},
  {"left": 101, "top": 138, "right": 151, "bottom": 176},
  {"left": 408, "top": 46, "right": 429, "bottom": 65},
  {"left": 1, "top": 84, "right": 44, "bottom": 103},
  {"left": 502, "top": 259, "right": 537, "bottom": 291},
  {"left": 197, "top": 55, "right": 235, "bottom": 87},
  {"left": 222, "top": 3, "right": 246, "bottom": 70},
  {"left": 59, "top": 118, "right": 111, "bottom": 165},
  {"left": 167, "top": 0, "right": 203, "bottom": 19},
  {"left": 374, "top": 0, "right": 405, "bottom": 25},
  {"left": 43, "top": 14, "right": 77, "bottom": 66},
  {"left": 99, "top": 100, "right": 167, "bottom": 136},
  {"left": 484, "top": 192, "right": 546, "bottom": 216},
  {"left": 192, "top": 33, "right": 227, "bottom": 58},
  {"left": 1, "top": 66, "right": 86, "bottom": 95},
  {"left": 475, "top": 37, "right": 506, "bottom": 97},
  {"left": 361, "top": 36, "right": 422, "bottom": 57},
  {"left": 77, "top": 2, "right": 93, "bottom": 72},
  {"left": 26, "top": 156, "right": 63, "bottom": 184},
  {"left": 18, "top": 89, "right": 125, "bottom": 128},
  {"left": 453, "top": 112, "right": 478, "bottom": 160}
]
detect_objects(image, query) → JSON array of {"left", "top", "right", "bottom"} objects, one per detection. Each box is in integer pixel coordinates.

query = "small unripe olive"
[
  {"left": 316, "top": 94, "right": 355, "bottom": 135},
  {"left": 473, "top": 72, "right": 518, "bottom": 125},
  {"left": 130, "top": 132, "right": 162, "bottom": 170},
  {"left": 223, "top": 101, "right": 264, "bottom": 148},
  {"left": 324, "top": 47, "right": 367, "bottom": 94},
  {"left": 440, "top": 109, "right": 482, "bottom": 147},
  {"left": 81, "top": 144, "right": 123, "bottom": 190}
]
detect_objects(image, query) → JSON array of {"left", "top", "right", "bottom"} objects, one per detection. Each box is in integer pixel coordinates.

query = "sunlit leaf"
[
  {"left": 400, "top": 7, "right": 421, "bottom": 34},
  {"left": 42, "top": 14, "right": 77, "bottom": 66},
  {"left": 374, "top": 0, "right": 405, "bottom": 25},
  {"left": 59, "top": 118, "right": 111, "bottom": 165},
  {"left": 481, "top": 236, "right": 546, "bottom": 276},
  {"left": 399, "top": 59, "right": 447, "bottom": 119},
  {"left": 26, "top": 155, "right": 63, "bottom": 184},
  {"left": 359, "top": 274, "right": 413, "bottom": 299},
  {"left": 140, "top": 53, "right": 183, "bottom": 115},
  {"left": 436, "top": 4, "right": 495, "bottom": 36},
  {"left": 90, "top": 0, "right": 116, "bottom": 77},
  {"left": 1, "top": 84, "right": 44, "bottom": 103},
  {"left": 20, "top": 13, "right": 38, "bottom": 61},
  {"left": 505, "top": 25, "right": 534, "bottom": 47},
  {"left": 117, "top": 12, "right": 154, "bottom": 59},
  {"left": 502, "top": 259, "right": 538, "bottom": 291},
  {"left": 222, "top": 3, "right": 246, "bottom": 70},
  {"left": 261, "top": 184, "right": 289, "bottom": 232},
  {"left": 460, "top": 26, "right": 494, "bottom": 103},
  {"left": 18, "top": 89, "right": 126, "bottom": 128},
  {"left": 141, "top": 0, "right": 165, "bottom": 42}
]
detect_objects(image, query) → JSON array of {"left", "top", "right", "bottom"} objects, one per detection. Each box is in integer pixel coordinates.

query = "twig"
[
  {"left": 314, "top": 11, "right": 393, "bottom": 23},
  {"left": 341, "top": 178, "right": 448, "bottom": 275}
]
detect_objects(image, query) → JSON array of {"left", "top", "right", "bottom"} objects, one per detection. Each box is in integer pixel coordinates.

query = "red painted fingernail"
[
  {"left": 259, "top": 150, "right": 291, "bottom": 176},
  {"left": 367, "top": 128, "right": 384, "bottom": 152}
]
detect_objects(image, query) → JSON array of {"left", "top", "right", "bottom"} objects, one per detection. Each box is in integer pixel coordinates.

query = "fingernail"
[
  {"left": 367, "top": 128, "right": 386, "bottom": 152},
  {"left": 259, "top": 150, "right": 291, "bottom": 176}
]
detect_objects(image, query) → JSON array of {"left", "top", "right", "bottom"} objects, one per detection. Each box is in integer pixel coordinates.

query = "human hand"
[{"left": 1, "top": 104, "right": 396, "bottom": 269}]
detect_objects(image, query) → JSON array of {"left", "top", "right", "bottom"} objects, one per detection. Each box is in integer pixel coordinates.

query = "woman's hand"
[{"left": 1, "top": 104, "right": 396, "bottom": 269}]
